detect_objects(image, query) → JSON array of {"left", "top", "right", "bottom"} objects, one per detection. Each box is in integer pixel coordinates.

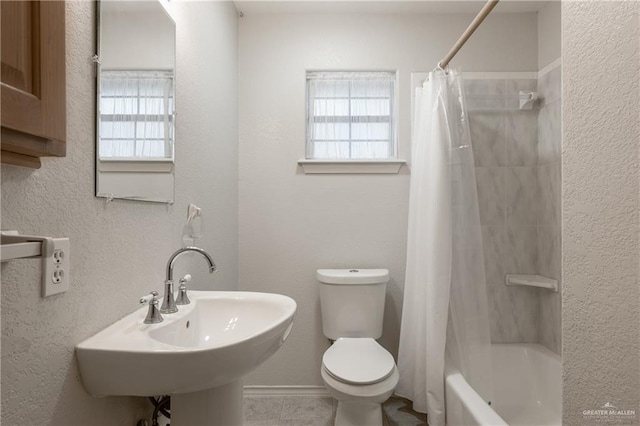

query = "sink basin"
[{"left": 76, "top": 291, "right": 296, "bottom": 397}]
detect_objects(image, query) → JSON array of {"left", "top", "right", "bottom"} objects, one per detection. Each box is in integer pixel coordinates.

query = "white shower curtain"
[{"left": 396, "top": 69, "right": 493, "bottom": 426}]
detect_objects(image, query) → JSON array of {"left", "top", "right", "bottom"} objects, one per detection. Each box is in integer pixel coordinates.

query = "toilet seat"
[{"left": 322, "top": 338, "right": 395, "bottom": 385}]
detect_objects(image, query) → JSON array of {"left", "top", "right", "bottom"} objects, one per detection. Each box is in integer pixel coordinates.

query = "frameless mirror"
[{"left": 96, "top": 0, "right": 176, "bottom": 203}]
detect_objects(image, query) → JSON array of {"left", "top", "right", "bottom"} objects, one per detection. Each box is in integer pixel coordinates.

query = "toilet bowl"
[
  {"left": 317, "top": 269, "right": 397, "bottom": 426},
  {"left": 321, "top": 338, "right": 399, "bottom": 426}
]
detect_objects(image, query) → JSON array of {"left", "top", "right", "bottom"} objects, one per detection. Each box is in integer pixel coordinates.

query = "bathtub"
[{"left": 445, "top": 343, "right": 561, "bottom": 426}]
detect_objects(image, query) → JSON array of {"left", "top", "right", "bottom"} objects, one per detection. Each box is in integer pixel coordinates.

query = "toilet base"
[
  {"left": 321, "top": 364, "right": 398, "bottom": 426},
  {"left": 335, "top": 401, "right": 383, "bottom": 426}
]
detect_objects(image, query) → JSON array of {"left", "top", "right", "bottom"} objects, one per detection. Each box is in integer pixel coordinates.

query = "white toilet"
[{"left": 317, "top": 269, "right": 399, "bottom": 426}]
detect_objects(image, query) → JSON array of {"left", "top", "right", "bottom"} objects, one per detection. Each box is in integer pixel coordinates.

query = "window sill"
[
  {"left": 298, "top": 159, "right": 406, "bottom": 174},
  {"left": 98, "top": 158, "right": 174, "bottom": 173}
]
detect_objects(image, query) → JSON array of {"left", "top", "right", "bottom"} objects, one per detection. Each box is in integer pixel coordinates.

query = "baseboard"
[{"left": 243, "top": 385, "right": 330, "bottom": 397}]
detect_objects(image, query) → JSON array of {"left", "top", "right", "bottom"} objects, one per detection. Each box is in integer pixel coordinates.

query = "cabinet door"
[{"left": 1, "top": 1, "right": 66, "bottom": 168}]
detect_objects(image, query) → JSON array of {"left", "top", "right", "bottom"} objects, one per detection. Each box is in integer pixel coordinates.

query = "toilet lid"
[{"left": 322, "top": 338, "right": 395, "bottom": 385}]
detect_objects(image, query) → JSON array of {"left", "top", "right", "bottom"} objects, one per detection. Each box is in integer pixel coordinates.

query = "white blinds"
[
  {"left": 306, "top": 71, "right": 396, "bottom": 160},
  {"left": 99, "top": 70, "right": 174, "bottom": 159}
]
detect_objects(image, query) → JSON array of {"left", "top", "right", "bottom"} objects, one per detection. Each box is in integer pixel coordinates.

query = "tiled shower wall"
[
  {"left": 466, "top": 77, "right": 541, "bottom": 344},
  {"left": 465, "top": 70, "right": 562, "bottom": 354},
  {"left": 537, "top": 64, "right": 562, "bottom": 355}
]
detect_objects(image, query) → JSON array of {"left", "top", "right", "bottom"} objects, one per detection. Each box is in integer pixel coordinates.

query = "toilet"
[{"left": 317, "top": 269, "right": 399, "bottom": 426}]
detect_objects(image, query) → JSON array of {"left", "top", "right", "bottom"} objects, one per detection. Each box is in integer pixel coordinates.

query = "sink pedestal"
[{"left": 172, "top": 381, "right": 243, "bottom": 426}]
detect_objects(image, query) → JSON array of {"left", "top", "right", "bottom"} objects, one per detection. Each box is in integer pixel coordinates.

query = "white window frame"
[
  {"left": 98, "top": 69, "right": 175, "bottom": 162},
  {"left": 299, "top": 71, "right": 405, "bottom": 174}
]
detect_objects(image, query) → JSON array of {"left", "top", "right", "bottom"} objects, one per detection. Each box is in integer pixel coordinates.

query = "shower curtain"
[{"left": 396, "top": 69, "right": 493, "bottom": 426}]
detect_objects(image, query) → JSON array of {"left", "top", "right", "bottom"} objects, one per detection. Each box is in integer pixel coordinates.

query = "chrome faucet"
[
  {"left": 160, "top": 247, "right": 218, "bottom": 314},
  {"left": 140, "top": 291, "right": 163, "bottom": 324}
]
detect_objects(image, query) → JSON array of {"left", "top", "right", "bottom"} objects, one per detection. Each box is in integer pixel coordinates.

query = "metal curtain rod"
[{"left": 438, "top": 0, "right": 500, "bottom": 69}]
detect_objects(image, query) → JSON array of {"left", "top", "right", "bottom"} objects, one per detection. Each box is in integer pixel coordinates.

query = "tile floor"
[{"left": 243, "top": 395, "right": 427, "bottom": 426}]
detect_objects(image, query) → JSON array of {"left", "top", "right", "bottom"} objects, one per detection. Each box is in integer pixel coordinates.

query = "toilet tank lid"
[{"left": 316, "top": 269, "right": 389, "bottom": 285}]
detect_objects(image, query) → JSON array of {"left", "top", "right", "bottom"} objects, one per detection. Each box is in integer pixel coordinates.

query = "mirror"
[{"left": 96, "top": 0, "right": 176, "bottom": 203}]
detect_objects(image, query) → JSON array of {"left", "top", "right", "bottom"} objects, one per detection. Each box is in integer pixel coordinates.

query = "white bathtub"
[{"left": 445, "top": 343, "right": 561, "bottom": 426}]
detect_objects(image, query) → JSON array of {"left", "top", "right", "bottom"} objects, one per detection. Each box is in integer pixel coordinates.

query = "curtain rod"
[{"left": 438, "top": 0, "right": 500, "bottom": 69}]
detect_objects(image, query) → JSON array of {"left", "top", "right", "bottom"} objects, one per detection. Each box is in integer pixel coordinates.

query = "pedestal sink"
[{"left": 76, "top": 291, "right": 296, "bottom": 425}]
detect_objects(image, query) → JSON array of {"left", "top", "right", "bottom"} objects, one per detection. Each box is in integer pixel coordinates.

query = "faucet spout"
[
  {"left": 166, "top": 246, "right": 217, "bottom": 283},
  {"left": 160, "top": 246, "right": 217, "bottom": 314}
]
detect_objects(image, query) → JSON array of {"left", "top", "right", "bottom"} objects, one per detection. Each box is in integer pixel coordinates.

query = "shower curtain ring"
[{"left": 434, "top": 62, "right": 449, "bottom": 74}]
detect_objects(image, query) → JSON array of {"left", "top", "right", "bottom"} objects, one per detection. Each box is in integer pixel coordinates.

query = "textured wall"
[
  {"left": 239, "top": 12, "right": 538, "bottom": 386},
  {"left": 562, "top": 2, "right": 639, "bottom": 425},
  {"left": 0, "top": 2, "right": 238, "bottom": 425}
]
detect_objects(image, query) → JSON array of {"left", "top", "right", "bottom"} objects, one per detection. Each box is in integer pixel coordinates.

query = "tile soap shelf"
[{"left": 505, "top": 274, "right": 558, "bottom": 292}]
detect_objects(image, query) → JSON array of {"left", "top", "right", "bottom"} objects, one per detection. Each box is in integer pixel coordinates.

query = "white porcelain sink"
[{"left": 76, "top": 291, "right": 296, "bottom": 404}]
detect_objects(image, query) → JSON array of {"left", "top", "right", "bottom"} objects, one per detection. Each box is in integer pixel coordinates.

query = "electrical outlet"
[{"left": 42, "top": 238, "right": 70, "bottom": 297}]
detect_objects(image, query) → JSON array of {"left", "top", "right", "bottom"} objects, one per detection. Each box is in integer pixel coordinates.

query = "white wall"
[
  {"left": 239, "top": 11, "right": 538, "bottom": 386},
  {"left": 169, "top": 1, "right": 239, "bottom": 291},
  {"left": 0, "top": 2, "right": 238, "bottom": 424},
  {"left": 562, "top": 2, "right": 639, "bottom": 424},
  {"left": 101, "top": 1, "right": 175, "bottom": 70},
  {"left": 537, "top": 1, "right": 561, "bottom": 70}
]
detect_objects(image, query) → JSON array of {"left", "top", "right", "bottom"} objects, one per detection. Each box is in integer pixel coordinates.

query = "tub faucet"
[{"left": 160, "top": 247, "right": 218, "bottom": 314}]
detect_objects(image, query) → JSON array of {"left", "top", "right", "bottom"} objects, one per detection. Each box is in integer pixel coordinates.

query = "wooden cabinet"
[{"left": 1, "top": 1, "right": 66, "bottom": 169}]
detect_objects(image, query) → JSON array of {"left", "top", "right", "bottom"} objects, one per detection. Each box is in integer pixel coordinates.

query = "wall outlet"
[{"left": 42, "top": 238, "right": 70, "bottom": 297}]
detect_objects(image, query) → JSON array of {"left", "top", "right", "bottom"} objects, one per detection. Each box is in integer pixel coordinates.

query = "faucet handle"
[
  {"left": 140, "top": 291, "right": 163, "bottom": 324},
  {"left": 140, "top": 291, "right": 160, "bottom": 305},
  {"left": 176, "top": 274, "right": 191, "bottom": 306}
]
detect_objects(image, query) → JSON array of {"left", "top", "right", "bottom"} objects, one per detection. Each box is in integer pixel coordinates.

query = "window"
[
  {"left": 99, "top": 70, "right": 174, "bottom": 159},
  {"left": 306, "top": 71, "right": 396, "bottom": 160}
]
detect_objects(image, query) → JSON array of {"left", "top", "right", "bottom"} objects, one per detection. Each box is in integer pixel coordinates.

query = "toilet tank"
[{"left": 317, "top": 269, "right": 389, "bottom": 340}]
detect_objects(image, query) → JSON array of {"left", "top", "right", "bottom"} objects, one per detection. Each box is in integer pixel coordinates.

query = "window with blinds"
[
  {"left": 99, "top": 70, "right": 174, "bottom": 159},
  {"left": 306, "top": 71, "right": 396, "bottom": 160}
]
